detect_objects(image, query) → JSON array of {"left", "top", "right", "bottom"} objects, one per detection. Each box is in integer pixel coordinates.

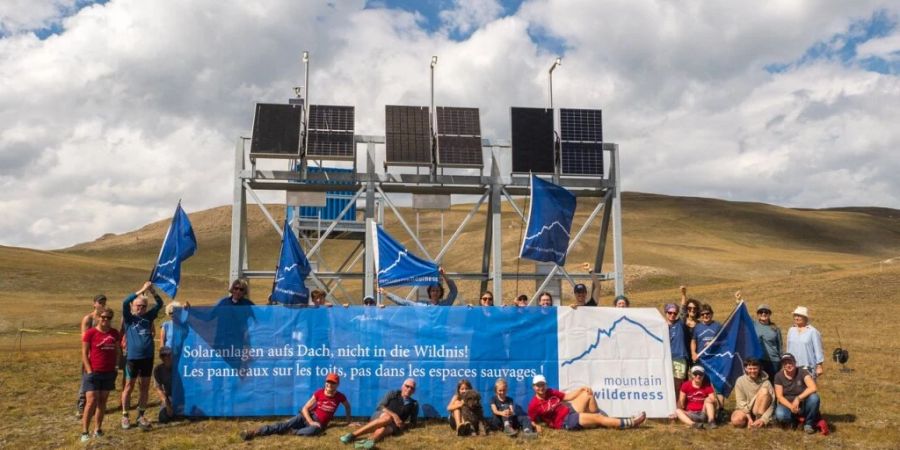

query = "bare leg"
[
  {"left": 568, "top": 389, "right": 593, "bottom": 413},
  {"left": 82, "top": 391, "right": 97, "bottom": 433},
  {"left": 353, "top": 414, "right": 391, "bottom": 438},
  {"left": 580, "top": 411, "right": 646, "bottom": 429},
  {"left": 730, "top": 410, "right": 748, "bottom": 427},
  {"left": 138, "top": 376, "right": 150, "bottom": 411},
  {"left": 452, "top": 409, "right": 463, "bottom": 428},
  {"left": 121, "top": 378, "right": 135, "bottom": 414},
  {"left": 704, "top": 398, "right": 716, "bottom": 423},
  {"left": 372, "top": 424, "right": 394, "bottom": 442},
  {"left": 752, "top": 389, "right": 772, "bottom": 417},
  {"left": 675, "top": 409, "right": 696, "bottom": 425},
  {"left": 95, "top": 390, "right": 110, "bottom": 432}
]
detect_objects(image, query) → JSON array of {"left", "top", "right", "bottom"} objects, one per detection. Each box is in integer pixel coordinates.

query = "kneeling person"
[
  {"left": 731, "top": 358, "right": 774, "bottom": 429},
  {"left": 527, "top": 375, "right": 646, "bottom": 431},
  {"left": 774, "top": 353, "right": 822, "bottom": 434},
  {"left": 242, "top": 373, "right": 351, "bottom": 440},
  {"left": 153, "top": 346, "right": 181, "bottom": 424}
]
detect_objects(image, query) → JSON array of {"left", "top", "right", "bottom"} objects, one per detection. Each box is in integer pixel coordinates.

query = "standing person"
[
  {"left": 674, "top": 366, "right": 717, "bottom": 429},
  {"left": 79, "top": 308, "right": 120, "bottom": 442},
  {"left": 242, "top": 373, "right": 354, "bottom": 440},
  {"left": 538, "top": 292, "right": 553, "bottom": 307},
  {"left": 340, "top": 379, "right": 419, "bottom": 449},
  {"left": 730, "top": 358, "right": 774, "bottom": 429},
  {"left": 309, "top": 289, "right": 334, "bottom": 307},
  {"left": 691, "top": 304, "right": 722, "bottom": 362},
  {"left": 382, "top": 267, "right": 457, "bottom": 306},
  {"left": 217, "top": 279, "right": 254, "bottom": 306},
  {"left": 678, "top": 286, "right": 702, "bottom": 358},
  {"left": 574, "top": 262, "right": 601, "bottom": 307},
  {"left": 479, "top": 291, "right": 495, "bottom": 306},
  {"left": 754, "top": 304, "right": 783, "bottom": 380},
  {"left": 152, "top": 346, "right": 179, "bottom": 424},
  {"left": 158, "top": 301, "right": 182, "bottom": 349},
  {"left": 774, "top": 353, "right": 824, "bottom": 434},
  {"left": 76, "top": 294, "right": 108, "bottom": 418},
  {"left": 663, "top": 303, "right": 689, "bottom": 395},
  {"left": 786, "top": 306, "right": 824, "bottom": 379},
  {"left": 527, "top": 375, "right": 646, "bottom": 431},
  {"left": 513, "top": 295, "right": 529, "bottom": 307},
  {"left": 120, "top": 281, "right": 163, "bottom": 430},
  {"left": 613, "top": 295, "right": 630, "bottom": 308},
  {"left": 488, "top": 378, "right": 536, "bottom": 437}
]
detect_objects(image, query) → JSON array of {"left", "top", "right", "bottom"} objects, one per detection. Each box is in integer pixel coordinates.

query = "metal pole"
[
  {"left": 364, "top": 143, "right": 376, "bottom": 298},
  {"left": 302, "top": 51, "right": 310, "bottom": 162},
  {"left": 430, "top": 55, "right": 438, "bottom": 177},
  {"left": 611, "top": 144, "right": 625, "bottom": 295},
  {"left": 548, "top": 57, "right": 561, "bottom": 109},
  {"left": 229, "top": 137, "right": 247, "bottom": 282}
]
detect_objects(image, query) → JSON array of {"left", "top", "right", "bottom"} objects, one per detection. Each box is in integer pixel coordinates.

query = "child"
[
  {"left": 489, "top": 378, "right": 537, "bottom": 438},
  {"left": 446, "top": 379, "right": 475, "bottom": 436}
]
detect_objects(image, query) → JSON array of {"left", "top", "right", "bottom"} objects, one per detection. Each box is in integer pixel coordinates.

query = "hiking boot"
[
  {"left": 120, "top": 415, "right": 131, "bottom": 429},
  {"left": 340, "top": 433, "right": 355, "bottom": 444},
  {"left": 504, "top": 423, "right": 518, "bottom": 437},
  {"left": 521, "top": 428, "right": 537, "bottom": 439},
  {"left": 80, "top": 433, "right": 90, "bottom": 443},
  {"left": 138, "top": 415, "right": 152, "bottom": 430},
  {"left": 817, "top": 419, "right": 830, "bottom": 435}
]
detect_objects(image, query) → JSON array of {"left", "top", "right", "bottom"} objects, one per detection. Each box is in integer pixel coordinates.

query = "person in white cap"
[
  {"left": 526, "top": 375, "right": 646, "bottom": 431},
  {"left": 674, "top": 366, "right": 718, "bottom": 429},
  {"left": 786, "top": 306, "right": 824, "bottom": 379}
]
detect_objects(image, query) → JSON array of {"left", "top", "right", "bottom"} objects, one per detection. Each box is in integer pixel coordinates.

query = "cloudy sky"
[{"left": 1, "top": 0, "right": 898, "bottom": 249}]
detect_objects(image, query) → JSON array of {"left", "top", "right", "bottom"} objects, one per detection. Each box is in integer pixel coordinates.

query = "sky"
[{"left": 1, "top": 0, "right": 899, "bottom": 249}]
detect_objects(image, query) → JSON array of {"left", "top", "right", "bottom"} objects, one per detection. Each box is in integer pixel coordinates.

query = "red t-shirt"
[
  {"left": 527, "top": 388, "right": 570, "bottom": 429},
  {"left": 680, "top": 380, "right": 714, "bottom": 412},
  {"left": 311, "top": 388, "right": 346, "bottom": 427},
  {"left": 82, "top": 327, "right": 121, "bottom": 373}
]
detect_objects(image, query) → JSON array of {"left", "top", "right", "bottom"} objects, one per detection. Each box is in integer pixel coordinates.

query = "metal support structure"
[{"left": 229, "top": 133, "right": 625, "bottom": 305}]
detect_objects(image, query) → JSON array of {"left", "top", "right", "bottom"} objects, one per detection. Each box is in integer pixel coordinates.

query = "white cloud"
[
  {"left": 856, "top": 30, "right": 900, "bottom": 61},
  {"left": 0, "top": 0, "right": 76, "bottom": 34},
  {"left": 1, "top": 0, "right": 899, "bottom": 249}
]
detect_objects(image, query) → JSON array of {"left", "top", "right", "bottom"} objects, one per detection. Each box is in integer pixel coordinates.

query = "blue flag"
[
  {"left": 151, "top": 202, "right": 197, "bottom": 298},
  {"left": 698, "top": 302, "right": 763, "bottom": 397},
  {"left": 519, "top": 175, "right": 576, "bottom": 266},
  {"left": 372, "top": 223, "right": 439, "bottom": 287},
  {"left": 271, "top": 221, "right": 312, "bottom": 305}
]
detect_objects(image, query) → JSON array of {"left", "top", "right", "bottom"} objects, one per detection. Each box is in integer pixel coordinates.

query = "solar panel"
[
  {"left": 385, "top": 105, "right": 432, "bottom": 166},
  {"left": 250, "top": 103, "right": 302, "bottom": 158},
  {"left": 307, "top": 105, "right": 355, "bottom": 160},
  {"left": 510, "top": 107, "right": 554, "bottom": 173},
  {"left": 560, "top": 108, "right": 603, "bottom": 175},
  {"left": 436, "top": 107, "right": 483, "bottom": 167}
]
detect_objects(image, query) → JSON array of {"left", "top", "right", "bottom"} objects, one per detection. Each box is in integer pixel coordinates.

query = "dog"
[{"left": 457, "top": 390, "right": 489, "bottom": 436}]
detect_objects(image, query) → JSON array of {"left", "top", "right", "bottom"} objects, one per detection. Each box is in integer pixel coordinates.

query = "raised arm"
[
  {"left": 582, "top": 262, "right": 600, "bottom": 300},
  {"left": 380, "top": 288, "right": 419, "bottom": 307},
  {"left": 440, "top": 269, "right": 458, "bottom": 306}
]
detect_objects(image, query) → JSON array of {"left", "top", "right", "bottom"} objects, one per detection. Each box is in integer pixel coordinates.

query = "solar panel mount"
[
  {"left": 436, "top": 106, "right": 483, "bottom": 168},
  {"left": 559, "top": 108, "right": 603, "bottom": 176},
  {"left": 385, "top": 105, "right": 433, "bottom": 166},
  {"left": 306, "top": 104, "right": 355, "bottom": 160}
]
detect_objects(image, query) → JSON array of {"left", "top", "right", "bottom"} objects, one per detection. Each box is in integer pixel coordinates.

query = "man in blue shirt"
[
  {"left": 216, "top": 279, "right": 254, "bottom": 306},
  {"left": 664, "top": 303, "right": 689, "bottom": 394},
  {"left": 121, "top": 281, "right": 163, "bottom": 430}
]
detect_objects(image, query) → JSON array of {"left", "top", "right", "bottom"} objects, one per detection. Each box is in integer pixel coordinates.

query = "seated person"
[
  {"left": 340, "top": 378, "right": 419, "bottom": 449},
  {"left": 242, "top": 373, "right": 352, "bottom": 439},
  {"left": 674, "top": 366, "right": 718, "bottom": 429},
  {"left": 380, "top": 267, "right": 457, "bottom": 306},
  {"left": 731, "top": 358, "right": 774, "bottom": 429},
  {"left": 488, "top": 378, "right": 536, "bottom": 437},
  {"left": 446, "top": 379, "right": 474, "bottom": 435},
  {"left": 774, "top": 353, "right": 824, "bottom": 434},
  {"left": 527, "top": 375, "right": 645, "bottom": 431}
]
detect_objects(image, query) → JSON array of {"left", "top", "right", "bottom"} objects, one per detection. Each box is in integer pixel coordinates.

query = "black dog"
[{"left": 457, "top": 390, "right": 489, "bottom": 436}]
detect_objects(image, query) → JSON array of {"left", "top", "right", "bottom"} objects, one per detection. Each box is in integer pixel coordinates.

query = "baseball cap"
[
  {"left": 532, "top": 375, "right": 547, "bottom": 385},
  {"left": 690, "top": 365, "right": 705, "bottom": 375},
  {"left": 363, "top": 295, "right": 376, "bottom": 305},
  {"left": 757, "top": 304, "right": 771, "bottom": 313},
  {"left": 780, "top": 353, "right": 796, "bottom": 363},
  {"left": 573, "top": 284, "right": 587, "bottom": 293},
  {"left": 326, "top": 373, "right": 340, "bottom": 384}
]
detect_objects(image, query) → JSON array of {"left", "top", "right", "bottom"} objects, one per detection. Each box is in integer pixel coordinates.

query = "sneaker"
[
  {"left": 504, "top": 423, "right": 518, "bottom": 437},
  {"left": 817, "top": 419, "right": 830, "bottom": 436},
  {"left": 92, "top": 430, "right": 103, "bottom": 438},
  {"left": 340, "top": 433, "right": 355, "bottom": 444},
  {"left": 707, "top": 421, "right": 719, "bottom": 429},
  {"left": 121, "top": 415, "right": 131, "bottom": 430},
  {"left": 240, "top": 430, "right": 256, "bottom": 441},
  {"left": 692, "top": 422, "right": 705, "bottom": 430},
  {"left": 521, "top": 428, "right": 538, "bottom": 439},
  {"left": 804, "top": 424, "right": 816, "bottom": 434},
  {"left": 138, "top": 415, "right": 152, "bottom": 430},
  {"left": 354, "top": 439, "right": 375, "bottom": 450},
  {"left": 80, "top": 433, "right": 90, "bottom": 443}
]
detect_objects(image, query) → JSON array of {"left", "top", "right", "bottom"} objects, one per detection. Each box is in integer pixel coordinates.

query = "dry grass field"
[{"left": 1, "top": 192, "right": 899, "bottom": 449}]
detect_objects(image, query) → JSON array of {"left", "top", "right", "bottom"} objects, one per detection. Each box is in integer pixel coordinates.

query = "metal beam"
[
  {"left": 229, "top": 138, "right": 247, "bottom": 282},
  {"left": 376, "top": 185, "right": 433, "bottom": 260}
]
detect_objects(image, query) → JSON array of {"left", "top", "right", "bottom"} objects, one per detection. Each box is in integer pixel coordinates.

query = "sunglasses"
[
  {"left": 692, "top": 372, "right": 704, "bottom": 377},
  {"left": 665, "top": 311, "right": 678, "bottom": 315},
  {"left": 326, "top": 380, "right": 338, "bottom": 385},
  {"left": 100, "top": 315, "right": 113, "bottom": 320},
  {"left": 403, "top": 384, "right": 415, "bottom": 389},
  {"left": 700, "top": 312, "right": 711, "bottom": 317},
  {"left": 758, "top": 310, "right": 771, "bottom": 315},
  {"left": 135, "top": 304, "right": 147, "bottom": 309},
  {"left": 481, "top": 297, "right": 493, "bottom": 301}
]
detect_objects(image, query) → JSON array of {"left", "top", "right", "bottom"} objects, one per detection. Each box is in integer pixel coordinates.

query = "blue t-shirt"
[
  {"left": 215, "top": 296, "right": 255, "bottom": 307},
  {"left": 668, "top": 319, "right": 689, "bottom": 360},
  {"left": 693, "top": 321, "right": 722, "bottom": 352},
  {"left": 123, "top": 293, "right": 163, "bottom": 360},
  {"left": 161, "top": 320, "right": 174, "bottom": 348}
]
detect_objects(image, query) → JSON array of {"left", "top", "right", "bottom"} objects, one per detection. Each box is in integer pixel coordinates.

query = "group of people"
[
  {"left": 77, "top": 273, "right": 828, "bottom": 443},
  {"left": 239, "top": 374, "right": 646, "bottom": 449},
  {"left": 664, "top": 286, "right": 827, "bottom": 434}
]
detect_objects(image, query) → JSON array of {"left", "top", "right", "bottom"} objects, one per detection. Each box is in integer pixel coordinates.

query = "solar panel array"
[
  {"left": 436, "top": 107, "right": 483, "bottom": 167},
  {"left": 385, "top": 105, "right": 432, "bottom": 166},
  {"left": 559, "top": 108, "right": 603, "bottom": 175},
  {"left": 306, "top": 105, "right": 355, "bottom": 160},
  {"left": 250, "top": 103, "right": 302, "bottom": 157},
  {"left": 510, "top": 107, "right": 555, "bottom": 173}
]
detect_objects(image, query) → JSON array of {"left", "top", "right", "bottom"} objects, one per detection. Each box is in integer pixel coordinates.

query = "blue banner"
[
  {"left": 151, "top": 202, "right": 197, "bottom": 298},
  {"left": 372, "top": 223, "right": 439, "bottom": 287},
  {"left": 172, "top": 307, "right": 558, "bottom": 417},
  {"left": 270, "top": 220, "right": 311, "bottom": 305},
  {"left": 519, "top": 175, "right": 576, "bottom": 266},
  {"left": 698, "top": 302, "right": 763, "bottom": 397}
]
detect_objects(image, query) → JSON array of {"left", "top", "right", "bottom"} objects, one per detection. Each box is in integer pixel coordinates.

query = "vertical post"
[
  {"left": 549, "top": 57, "right": 561, "bottom": 181},
  {"left": 364, "top": 142, "right": 376, "bottom": 298},
  {"left": 611, "top": 144, "right": 625, "bottom": 296},
  {"left": 430, "top": 56, "right": 438, "bottom": 178},
  {"left": 490, "top": 153, "right": 503, "bottom": 302},
  {"left": 229, "top": 138, "right": 247, "bottom": 282}
]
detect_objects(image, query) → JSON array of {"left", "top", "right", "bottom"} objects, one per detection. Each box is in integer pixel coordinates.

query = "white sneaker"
[{"left": 121, "top": 415, "right": 131, "bottom": 429}]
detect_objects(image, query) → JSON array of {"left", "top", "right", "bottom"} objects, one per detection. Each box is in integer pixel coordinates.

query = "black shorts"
[
  {"left": 82, "top": 372, "right": 117, "bottom": 392},
  {"left": 125, "top": 358, "right": 154, "bottom": 379}
]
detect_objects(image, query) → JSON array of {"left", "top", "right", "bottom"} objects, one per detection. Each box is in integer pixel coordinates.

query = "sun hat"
[
  {"left": 792, "top": 306, "right": 809, "bottom": 318},
  {"left": 756, "top": 304, "right": 771, "bottom": 313}
]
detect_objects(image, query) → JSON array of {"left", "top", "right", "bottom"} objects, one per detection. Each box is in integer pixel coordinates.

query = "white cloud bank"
[{"left": 1, "top": 0, "right": 899, "bottom": 249}]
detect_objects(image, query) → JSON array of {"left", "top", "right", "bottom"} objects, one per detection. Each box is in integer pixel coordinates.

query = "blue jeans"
[
  {"left": 256, "top": 414, "right": 322, "bottom": 437},
  {"left": 488, "top": 414, "right": 533, "bottom": 431},
  {"left": 775, "top": 393, "right": 820, "bottom": 426}
]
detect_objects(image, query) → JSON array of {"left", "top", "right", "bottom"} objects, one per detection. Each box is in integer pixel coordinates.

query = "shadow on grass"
[{"left": 823, "top": 413, "right": 856, "bottom": 423}]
